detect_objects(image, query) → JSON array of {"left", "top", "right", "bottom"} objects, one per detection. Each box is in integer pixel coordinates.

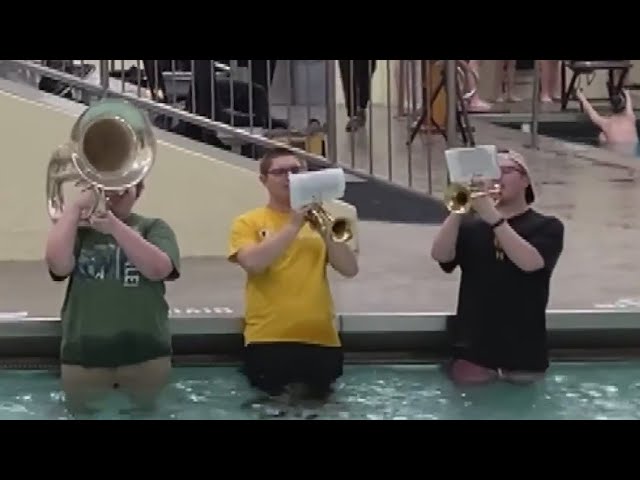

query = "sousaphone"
[{"left": 46, "top": 99, "right": 157, "bottom": 223}]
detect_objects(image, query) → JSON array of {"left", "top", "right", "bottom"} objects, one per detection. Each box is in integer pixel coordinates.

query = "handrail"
[
  {"left": 3, "top": 59, "right": 441, "bottom": 200},
  {"left": 6, "top": 60, "right": 331, "bottom": 168},
  {"left": 530, "top": 60, "right": 541, "bottom": 149},
  {"left": 445, "top": 60, "right": 457, "bottom": 147}
]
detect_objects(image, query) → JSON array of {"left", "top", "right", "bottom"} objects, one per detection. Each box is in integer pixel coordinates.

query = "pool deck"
[{"left": 3, "top": 118, "right": 640, "bottom": 318}]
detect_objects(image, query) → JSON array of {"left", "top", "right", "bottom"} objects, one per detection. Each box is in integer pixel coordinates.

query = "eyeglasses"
[
  {"left": 268, "top": 166, "right": 302, "bottom": 176},
  {"left": 500, "top": 165, "right": 525, "bottom": 175}
]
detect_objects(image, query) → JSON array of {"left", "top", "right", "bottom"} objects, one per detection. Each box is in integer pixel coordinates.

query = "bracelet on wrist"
[{"left": 491, "top": 217, "right": 506, "bottom": 229}]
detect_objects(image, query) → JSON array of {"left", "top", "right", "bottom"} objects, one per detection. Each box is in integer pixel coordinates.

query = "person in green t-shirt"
[{"left": 45, "top": 180, "right": 180, "bottom": 413}]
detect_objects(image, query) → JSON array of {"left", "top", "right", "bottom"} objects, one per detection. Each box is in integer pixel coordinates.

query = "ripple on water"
[{"left": 0, "top": 362, "right": 639, "bottom": 419}]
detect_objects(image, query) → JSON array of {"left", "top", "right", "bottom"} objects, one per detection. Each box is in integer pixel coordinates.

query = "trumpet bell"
[
  {"left": 443, "top": 182, "right": 501, "bottom": 214},
  {"left": 444, "top": 182, "right": 473, "bottom": 214},
  {"left": 306, "top": 205, "right": 353, "bottom": 243},
  {"left": 46, "top": 99, "right": 156, "bottom": 222}
]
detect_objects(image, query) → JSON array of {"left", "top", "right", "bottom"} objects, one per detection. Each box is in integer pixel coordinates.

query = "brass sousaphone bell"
[{"left": 46, "top": 99, "right": 157, "bottom": 224}]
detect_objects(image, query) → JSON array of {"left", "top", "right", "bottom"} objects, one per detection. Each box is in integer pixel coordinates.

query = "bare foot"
[
  {"left": 507, "top": 94, "right": 522, "bottom": 102},
  {"left": 468, "top": 98, "right": 492, "bottom": 112},
  {"left": 540, "top": 95, "right": 553, "bottom": 103}
]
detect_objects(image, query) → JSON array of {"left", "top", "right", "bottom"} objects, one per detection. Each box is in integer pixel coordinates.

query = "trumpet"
[
  {"left": 306, "top": 205, "right": 353, "bottom": 243},
  {"left": 444, "top": 180, "right": 501, "bottom": 214}
]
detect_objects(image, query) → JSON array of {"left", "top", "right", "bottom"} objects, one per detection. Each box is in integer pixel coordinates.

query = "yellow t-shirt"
[{"left": 228, "top": 206, "right": 340, "bottom": 347}]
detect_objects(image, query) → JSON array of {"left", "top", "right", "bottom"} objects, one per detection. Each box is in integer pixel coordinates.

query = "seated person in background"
[
  {"left": 45, "top": 172, "right": 181, "bottom": 413},
  {"left": 430, "top": 149, "right": 564, "bottom": 385},
  {"left": 576, "top": 88, "right": 638, "bottom": 149},
  {"left": 228, "top": 147, "right": 359, "bottom": 401}
]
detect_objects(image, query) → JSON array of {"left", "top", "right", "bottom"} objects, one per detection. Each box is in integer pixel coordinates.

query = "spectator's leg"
[
  {"left": 181, "top": 60, "right": 228, "bottom": 149},
  {"left": 540, "top": 60, "right": 560, "bottom": 103},
  {"left": 466, "top": 60, "right": 492, "bottom": 111},
  {"left": 505, "top": 60, "right": 521, "bottom": 102},
  {"left": 351, "top": 60, "right": 377, "bottom": 129},
  {"left": 338, "top": 60, "right": 356, "bottom": 118},
  {"left": 142, "top": 60, "right": 172, "bottom": 102},
  {"left": 357, "top": 60, "right": 377, "bottom": 111}
]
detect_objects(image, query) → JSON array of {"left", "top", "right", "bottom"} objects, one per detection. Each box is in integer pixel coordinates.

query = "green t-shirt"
[{"left": 51, "top": 213, "right": 180, "bottom": 368}]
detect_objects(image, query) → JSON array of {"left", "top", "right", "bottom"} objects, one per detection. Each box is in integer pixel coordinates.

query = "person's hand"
[
  {"left": 70, "top": 183, "right": 98, "bottom": 219},
  {"left": 576, "top": 88, "right": 585, "bottom": 102},
  {"left": 88, "top": 210, "right": 119, "bottom": 235},
  {"left": 289, "top": 204, "right": 313, "bottom": 229},
  {"left": 470, "top": 179, "right": 502, "bottom": 225}
]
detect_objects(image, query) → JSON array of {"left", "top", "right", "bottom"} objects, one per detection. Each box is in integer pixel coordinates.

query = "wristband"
[{"left": 491, "top": 217, "right": 506, "bottom": 229}]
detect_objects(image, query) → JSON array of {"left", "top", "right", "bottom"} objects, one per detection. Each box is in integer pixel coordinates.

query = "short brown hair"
[
  {"left": 134, "top": 180, "right": 145, "bottom": 198},
  {"left": 259, "top": 147, "right": 307, "bottom": 175}
]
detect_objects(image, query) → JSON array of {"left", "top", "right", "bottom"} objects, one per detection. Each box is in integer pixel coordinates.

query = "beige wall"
[{"left": 0, "top": 90, "right": 359, "bottom": 261}]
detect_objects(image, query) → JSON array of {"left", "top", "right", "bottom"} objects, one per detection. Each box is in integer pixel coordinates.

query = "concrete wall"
[{"left": 0, "top": 90, "right": 359, "bottom": 261}]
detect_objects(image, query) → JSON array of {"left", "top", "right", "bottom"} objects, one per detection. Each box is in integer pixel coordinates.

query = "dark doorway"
[{"left": 516, "top": 60, "right": 535, "bottom": 70}]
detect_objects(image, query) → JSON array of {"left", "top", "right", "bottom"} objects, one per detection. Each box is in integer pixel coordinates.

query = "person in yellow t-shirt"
[{"left": 228, "top": 147, "right": 359, "bottom": 400}]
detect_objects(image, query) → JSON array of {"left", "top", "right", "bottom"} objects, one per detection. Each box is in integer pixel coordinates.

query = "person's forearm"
[
  {"left": 110, "top": 217, "right": 173, "bottom": 281},
  {"left": 578, "top": 96, "right": 603, "bottom": 126},
  {"left": 430, "top": 214, "right": 463, "bottom": 263},
  {"left": 494, "top": 222, "right": 544, "bottom": 272},
  {"left": 237, "top": 223, "right": 301, "bottom": 274},
  {"left": 326, "top": 241, "right": 358, "bottom": 278},
  {"left": 45, "top": 207, "right": 81, "bottom": 277}
]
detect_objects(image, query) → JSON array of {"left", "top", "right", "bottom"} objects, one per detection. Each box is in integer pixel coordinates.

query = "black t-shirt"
[{"left": 439, "top": 208, "right": 564, "bottom": 372}]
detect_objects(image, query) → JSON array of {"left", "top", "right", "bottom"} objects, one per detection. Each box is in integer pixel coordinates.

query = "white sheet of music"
[
  {"left": 289, "top": 168, "right": 346, "bottom": 209},
  {"left": 445, "top": 145, "right": 500, "bottom": 183}
]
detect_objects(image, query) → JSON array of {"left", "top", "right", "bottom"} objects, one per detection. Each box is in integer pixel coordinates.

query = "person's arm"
[
  {"left": 472, "top": 194, "right": 564, "bottom": 273},
  {"left": 324, "top": 239, "right": 358, "bottom": 278},
  {"left": 576, "top": 89, "right": 606, "bottom": 128},
  {"left": 624, "top": 89, "right": 635, "bottom": 118},
  {"left": 228, "top": 211, "right": 307, "bottom": 275},
  {"left": 45, "top": 205, "right": 83, "bottom": 279},
  {"left": 430, "top": 213, "right": 465, "bottom": 272},
  {"left": 492, "top": 220, "right": 547, "bottom": 272},
  {"left": 507, "top": 217, "right": 564, "bottom": 273},
  {"left": 107, "top": 216, "right": 176, "bottom": 281},
  {"left": 140, "top": 218, "right": 181, "bottom": 281}
]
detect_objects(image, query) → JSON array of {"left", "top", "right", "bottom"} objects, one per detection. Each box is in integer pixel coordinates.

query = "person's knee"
[{"left": 448, "top": 359, "right": 499, "bottom": 385}]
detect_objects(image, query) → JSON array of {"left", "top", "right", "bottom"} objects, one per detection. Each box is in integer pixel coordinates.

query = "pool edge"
[{"left": 1, "top": 310, "right": 640, "bottom": 368}]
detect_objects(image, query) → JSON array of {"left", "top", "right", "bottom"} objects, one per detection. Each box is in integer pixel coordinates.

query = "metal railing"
[{"left": 3, "top": 59, "right": 487, "bottom": 198}]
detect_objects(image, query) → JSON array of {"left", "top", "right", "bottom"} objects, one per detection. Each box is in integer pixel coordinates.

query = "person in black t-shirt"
[{"left": 431, "top": 149, "right": 564, "bottom": 385}]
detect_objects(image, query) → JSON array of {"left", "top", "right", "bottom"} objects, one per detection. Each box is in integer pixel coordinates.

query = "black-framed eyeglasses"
[{"left": 268, "top": 166, "right": 302, "bottom": 176}]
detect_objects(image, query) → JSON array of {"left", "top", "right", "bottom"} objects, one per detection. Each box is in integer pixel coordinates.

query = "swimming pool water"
[{"left": 3, "top": 362, "right": 640, "bottom": 420}]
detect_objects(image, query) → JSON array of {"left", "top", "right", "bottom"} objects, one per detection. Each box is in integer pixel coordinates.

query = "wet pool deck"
[{"left": 3, "top": 116, "right": 640, "bottom": 317}]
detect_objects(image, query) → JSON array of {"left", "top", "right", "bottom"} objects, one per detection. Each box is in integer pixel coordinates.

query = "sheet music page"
[{"left": 445, "top": 145, "right": 500, "bottom": 183}]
